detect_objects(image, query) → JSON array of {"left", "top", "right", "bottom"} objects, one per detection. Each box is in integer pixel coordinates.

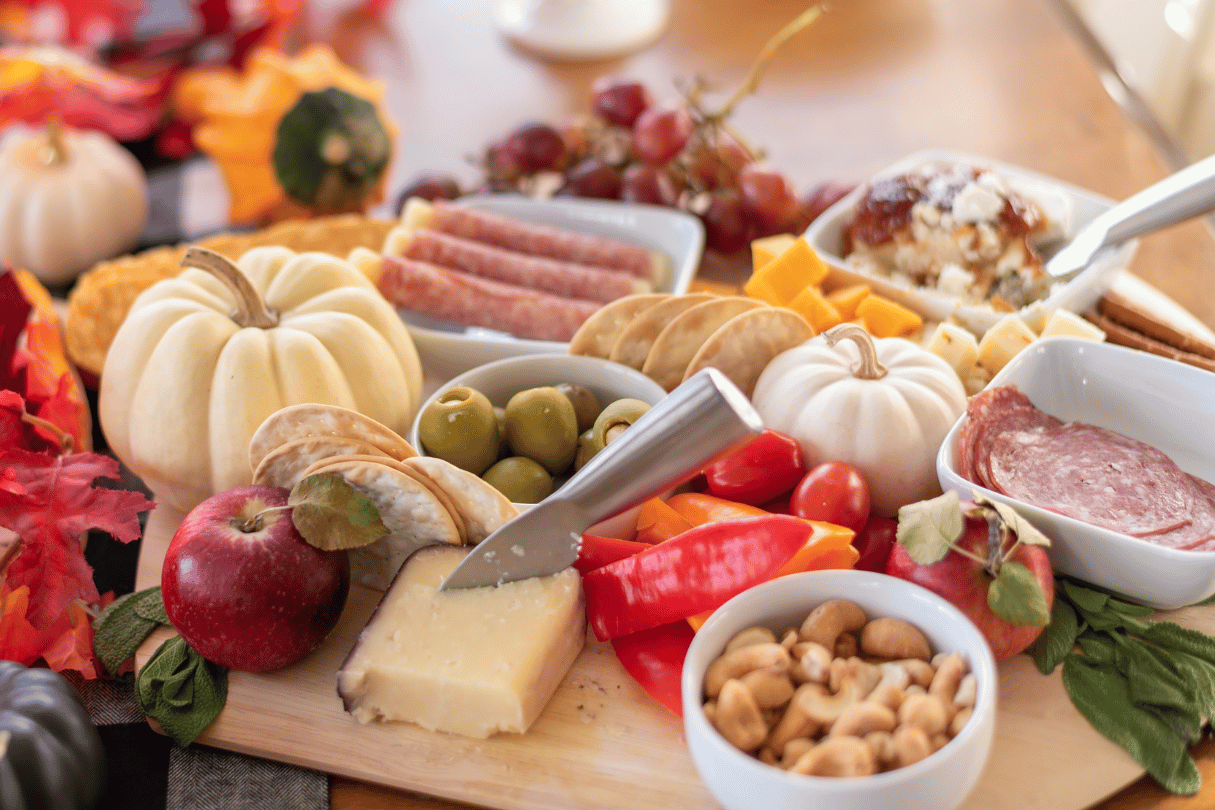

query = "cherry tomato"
[
  {"left": 853, "top": 514, "right": 897, "bottom": 573},
  {"left": 789, "top": 461, "right": 870, "bottom": 533}
]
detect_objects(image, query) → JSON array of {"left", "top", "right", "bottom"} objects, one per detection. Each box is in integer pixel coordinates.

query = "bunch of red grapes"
[{"left": 394, "top": 77, "right": 854, "bottom": 255}]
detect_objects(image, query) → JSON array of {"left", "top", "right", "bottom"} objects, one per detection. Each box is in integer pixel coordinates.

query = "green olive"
[
  {"left": 482, "top": 456, "right": 554, "bottom": 504},
  {"left": 574, "top": 428, "right": 602, "bottom": 471},
  {"left": 591, "top": 398, "right": 651, "bottom": 448},
  {"left": 554, "top": 383, "right": 602, "bottom": 434},
  {"left": 494, "top": 405, "right": 509, "bottom": 456},
  {"left": 417, "top": 386, "right": 501, "bottom": 474},
  {"left": 505, "top": 386, "right": 579, "bottom": 474}
]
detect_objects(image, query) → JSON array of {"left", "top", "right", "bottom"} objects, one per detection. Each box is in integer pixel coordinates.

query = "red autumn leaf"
[
  {"left": 1, "top": 449, "right": 153, "bottom": 627},
  {"left": 0, "top": 271, "right": 30, "bottom": 394},
  {"left": 40, "top": 600, "right": 99, "bottom": 678},
  {"left": 0, "top": 582, "right": 41, "bottom": 665}
]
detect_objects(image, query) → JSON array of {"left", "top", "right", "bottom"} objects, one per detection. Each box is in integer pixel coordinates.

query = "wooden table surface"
[{"left": 295, "top": 0, "right": 1215, "bottom": 807}]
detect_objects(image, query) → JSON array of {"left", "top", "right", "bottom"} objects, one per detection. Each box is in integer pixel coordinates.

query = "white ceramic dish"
[
  {"left": 682, "top": 570, "right": 997, "bottom": 810},
  {"left": 409, "top": 352, "right": 669, "bottom": 536},
  {"left": 804, "top": 148, "right": 1136, "bottom": 335},
  {"left": 937, "top": 336, "right": 1215, "bottom": 609},
  {"left": 397, "top": 195, "right": 705, "bottom": 380}
]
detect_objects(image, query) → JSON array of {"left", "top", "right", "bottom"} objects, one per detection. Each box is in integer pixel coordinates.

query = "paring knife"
[{"left": 440, "top": 367, "right": 764, "bottom": 590}]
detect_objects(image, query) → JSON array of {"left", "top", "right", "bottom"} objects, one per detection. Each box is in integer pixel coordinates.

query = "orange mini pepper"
[
  {"left": 634, "top": 497, "right": 695, "bottom": 544},
  {"left": 664, "top": 492, "right": 769, "bottom": 526}
]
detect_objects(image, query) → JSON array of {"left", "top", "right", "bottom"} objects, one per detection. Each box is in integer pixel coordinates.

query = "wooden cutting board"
[{"left": 133, "top": 503, "right": 1215, "bottom": 810}]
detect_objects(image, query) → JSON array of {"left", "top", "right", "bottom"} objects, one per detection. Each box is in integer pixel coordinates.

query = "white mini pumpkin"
[
  {"left": 99, "top": 246, "right": 424, "bottom": 513},
  {"left": 751, "top": 324, "right": 967, "bottom": 516},
  {"left": 0, "top": 123, "right": 149, "bottom": 286}
]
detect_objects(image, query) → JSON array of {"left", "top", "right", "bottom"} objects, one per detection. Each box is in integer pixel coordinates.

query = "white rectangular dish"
[
  {"left": 396, "top": 195, "right": 705, "bottom": 380},
  {"left": 804, "top": 149, "right": 1136, "bottom": 335},
  {"left": 936, "top": 336, "right": 1215, "bottom": 609}
]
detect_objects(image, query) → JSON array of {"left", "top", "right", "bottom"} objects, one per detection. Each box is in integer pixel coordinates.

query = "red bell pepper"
[
  {"left": 574, "top": 534, "right": 650, "bottom": 573},
  {"left": 702, "top": 429, "right": 806, "bottom": 505},
  {"left": 610, "top": 621, "right": 695, "bottom": 716},
  {"left": 583, "top": 515, "right": 822, "bottom": 641}
]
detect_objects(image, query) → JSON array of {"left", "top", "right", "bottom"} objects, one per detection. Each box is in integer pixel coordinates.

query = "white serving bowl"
[
  {"left": 804, "top": 148, "right": 1135, "bottom": 335},
  {"left": 397, "top": 195, "right": 705, "bottom": 380},
  {"left": 409, "top": 352, "right": 669, "bottom": 535},
  {"left": 682, "top": 570, "right": 997, "bottom": 810},
  {"left": 937, "top": 336, "right": 1215, "bottom": 609}
]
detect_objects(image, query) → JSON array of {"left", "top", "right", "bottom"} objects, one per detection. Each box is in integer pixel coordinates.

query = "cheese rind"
[{"left": 337, "top": 545, "right": 586, "bottom": 738}]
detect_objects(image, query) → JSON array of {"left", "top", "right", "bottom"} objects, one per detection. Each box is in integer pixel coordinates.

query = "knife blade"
[{"left": 439, "top": 367, "right": 764, "bottom": 590}]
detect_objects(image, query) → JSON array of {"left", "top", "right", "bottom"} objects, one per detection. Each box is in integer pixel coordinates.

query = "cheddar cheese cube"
[
  {"left": 825, "top": 284, "right": 872, "bottom": 320},
  {"left": 787, "top": 285, "right": 843, "bottom": 333},
  {"left": 743, "top": 237, "right": 829, "bottom": 304},
  {"left": 855, "top": 294, "right": 923, "bottom": 338},
  {"left": 750, "top": 233, "right": 800, "bottom": 273}
]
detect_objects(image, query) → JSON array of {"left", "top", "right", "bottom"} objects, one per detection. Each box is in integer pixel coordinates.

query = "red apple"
[
  {"left": 161, "top": 485, "right": 350, "bottom": 672},
  {"left": 886, "top": 497, "right": 1054, "bottom": 661}
]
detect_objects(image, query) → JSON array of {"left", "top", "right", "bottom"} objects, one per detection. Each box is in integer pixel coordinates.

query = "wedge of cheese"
[{"left": 337, "top": 545, "right": 585, "bottom": 738}]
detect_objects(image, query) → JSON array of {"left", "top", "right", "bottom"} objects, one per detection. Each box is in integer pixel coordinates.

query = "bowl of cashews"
[{"left": 681, "top": 569, "right": 997, "bottom": 810}]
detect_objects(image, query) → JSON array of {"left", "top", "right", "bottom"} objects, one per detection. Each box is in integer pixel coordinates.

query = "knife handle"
[{"left": 557, "top": 368, "right": 764, "bottom": 525}]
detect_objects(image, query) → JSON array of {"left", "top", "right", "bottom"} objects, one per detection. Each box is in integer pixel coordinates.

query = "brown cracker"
[
  {"left": 567, "top": 293, "right": 672, "bottom": 359},
  {"left": 607, "top": 293, "right": 718, "bottom": 370},
  {"left": 249, "top": 403, "right": 416, "bottom": 473},
  {"left": 403, "top": 456, "right": 519, "bottom": 544},
  {"left": 683, "top": 308, "right": 816, "bottom": 397},
  {"left": 641, "top": 296, "right": 768, "bottom": 391}
]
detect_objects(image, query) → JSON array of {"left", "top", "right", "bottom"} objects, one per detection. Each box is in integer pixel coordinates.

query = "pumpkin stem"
[
  {"left": 40, "top": 118, "right": 69, "bottom": 166},
  {"left": 180, "top": 247, "right": 279, "bottom": 329},
  {"left": 823, "top": 323, "right": 888, "bottom": 380}
]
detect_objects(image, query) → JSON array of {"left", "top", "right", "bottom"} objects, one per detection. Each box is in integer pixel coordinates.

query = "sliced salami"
[
  {"left": 397, "top": 228, "right": 644, "bottom": 304},
  {"left": 972, "top": 406, "right": 1062, "bottom": 491},
  {"left": 988, "top": 423, "right": 1196, "bottom": 537},
  {"left": 379, "top": 256, "right": 601, "bottom": 342},
  {"left": 430, "top": 201, "right": 656, "bottom": 281},
  {"left": 956, "top": 386, "right": 1036, "bottom": 484}
]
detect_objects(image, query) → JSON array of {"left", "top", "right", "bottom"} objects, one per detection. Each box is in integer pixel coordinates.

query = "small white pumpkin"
[
  {"left": 751, "top": 323, "right": 967, "bottom": 516},
  {"left": 0, "top": 122, "right": 149, "bottom": 286},
  {"left": 99, "top": 245, "right": 424, "bottom": 513}
]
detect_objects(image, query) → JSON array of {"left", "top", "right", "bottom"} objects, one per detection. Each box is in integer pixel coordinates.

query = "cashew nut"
[
  {"left": 767, "top": 684, "right": 823, "bottom": 754},
  {"left": 758, "top": 746, "right": 781, "bottom": 767},
  {"left": 780, "top": 628, "right": 800, "bottom": 651},
  {"left": 867, "top": 662, "right": 911, "bottom": 710},
  {"left": 829, "top": 701, "right": 897, "bottom": 738},
  {"left": 779, "top": 736, "right": 816, "bottom": 769},
  {"left": 829, "top": 657, "right": 882, "bottom": 697},
  {"left": 834, "top": 631, "right": 859, "bottom": 660},
  {"left": 789, "top": 736, "right": 877, "bottom": 777},
  {"left": 790, "top": 641, "right": 832, "bottom": 684},
  {"left": 897, "top": 693, "right": 950, "bottom": 736},
  {"left": 862, "top": 730, "right": 893, "bottom": 767},
  {"left": 954, "top": 673, "right": 977, "bottom": 710},
  {"left": 896, "top": 658, "right": 936, "bottom": 688},
  {"left": 797, "top": 679, "right": 862, "bottom": 726},
  {"left": 741, "top": 666, "right": 795, "bottom": 709},
  {"left": 714, "top": 678, "right": 768, "bottom": 752},
  {"left": 705, "top": 642, "right": 791, "bottom": 697},
  {"left": 725, "top": 625, "right": 778, "bottom": 654},
  {"left": 928, "top": 651, "right": 967, "bottom": 705},
  {"left": 860, "top": 617, "right": 933, "bottom": 661},
  {"left": 950, "top": 706, "right": 973, "bottom": 738},
  {"left": 800, "top": 599, "right": 867, "bottom": 650},
  {"left": 703, "top": 699, "right": 717, "bottom": 727},
  {"left": 930, "top": 733, "right": 951, "bottom": 753},
  {"left": 889, "top": 725, "right": 933, "bottom": 769}
]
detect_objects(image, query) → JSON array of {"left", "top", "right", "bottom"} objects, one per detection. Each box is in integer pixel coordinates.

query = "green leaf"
[
  {"left": 93, "top": 586, "right": 168, "bottom": 676},
  {"left": 136, "top": 636, "right": 228, "bottom": 747},
  {"left": 973, "top": 494, "right": 1051, "bottom": 547},
  {"left": 896, "top": 490, "right": 964, "bottom": 565},
  {"left": 1062, "top": 656, "right": 1202, "bottom": 795},
  {"left": 1062, "top": 580, "right": 1111, "bottom": 616},
  {"left": 132, "top": 587, "right": 169, "bottom": 625},
  {"left": 987, "top": 560, "right": 1051, "bottom": 627},
  {"left": 1030, "top": 598, "right": 1080, "bottom": 675},
  {"left": 1140, "top": 621, "right": 1215, "bottom": 665},
  {"left": 1107, "top": 598, "right": 1155, "bottom": 619},
  {"left": 1114, "top": 636, "right": 1196, "bottom": 716},
  {"left": 289, "top": 472, "right": 389, "bottom": 551}
]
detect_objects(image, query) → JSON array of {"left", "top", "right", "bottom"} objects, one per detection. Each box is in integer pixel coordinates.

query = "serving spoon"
[{"left": 1025, "top": 151, "right": 1215, "bottom": 304}]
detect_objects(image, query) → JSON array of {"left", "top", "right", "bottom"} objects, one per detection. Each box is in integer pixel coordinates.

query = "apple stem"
[{"left": 235, "top": 505, "right": 293, "bottom": 533}]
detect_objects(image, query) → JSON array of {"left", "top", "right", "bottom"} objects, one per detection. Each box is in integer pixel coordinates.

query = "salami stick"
[
  {"left": 379, "top": 256, "right": 601, "bottom": 342},
  {"left": 414, "top": 199, "right": 660, "bottom": 282},
  {"left": 395, "top": 228, "right": 648, "bottom": 304}
]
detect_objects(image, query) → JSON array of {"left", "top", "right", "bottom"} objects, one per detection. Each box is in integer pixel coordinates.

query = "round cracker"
[
  {"left": 683, "top": 308, "right": 816, "bottom": 397},
  {"left": 252, "top": 436, "right": 392, "bottom": 489},
  {"left": 403, "top": 456, "right": 519, "bottom": 544},
  {"left": 641, "top": 297, "right": 769, "bottom": 392},
  {"left": 608, "top": 293, "right": 719, "bottom": 371},
  {"left": 567, "top": 293, "right": 672, "bottom": 359},
  {"left": 302, "top": 457, "right": 462, "bottom": 591},
  {"left": 249, "top": 403, "right": 415, "bottom": 472}
]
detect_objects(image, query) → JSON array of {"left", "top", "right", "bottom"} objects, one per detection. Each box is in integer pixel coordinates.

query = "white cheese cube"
[
  {"left": 926, "top": 323, "right": 980, "bottom": 378},
  {"left": 1038, "top": 309, "right": 1106, "bottom": 341},
  {"left": 337, "top": 545, "right": 585, "bottom": 739},
  {"left": 977, "top": 315, "right": 1037, "bottom": 375},
  {"left": 346, "top": 247, "right": 383, "bottom": 285}
]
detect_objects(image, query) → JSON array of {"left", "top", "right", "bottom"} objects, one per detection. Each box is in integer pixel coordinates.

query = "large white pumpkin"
[
  {"left": 751, "top": 324, "right": 967, "bottom": 516},
  {"left": 99, "top": 246, "right": 424, "bottom": 512},
  {"left": 0, "top": 123, "right": 149, "bottom": 286}
]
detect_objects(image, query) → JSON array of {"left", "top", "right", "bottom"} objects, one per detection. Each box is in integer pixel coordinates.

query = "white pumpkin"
[
  {"left": 751, "top": 324, "right": 967, "bottom": 517},
  {"left": 0, "top": 123, "right": 149, "bottom": 286},
  {"left": 99, "top": 246, "right": 424, "bottom": 513}
]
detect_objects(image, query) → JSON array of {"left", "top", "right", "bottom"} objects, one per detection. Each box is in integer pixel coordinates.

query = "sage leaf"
[
  {"left": 973, "top": 495, "right": 1051, "bottom": 547},
  {"left": 132, "top": 587, "right": 169, "bottom": 625},
  {"left": 1062, "top": 580, "right": 1111, "bottom": 615},
  {"left": 896, "top": 490, "right": 964, "bottom": 565},
  {"left": 1030, "top": 598, "right": 1079, "bottom": 675},
  {"left": 1139, "top": 621, "right": 1215, "bottom": 665},
  {"left": 136, "top": 636, "right": 228, "bottom": 748},
  {"left": 987, "top": 560, "right": 1051, "bottom": 627},
  {"left": 289, "top": 472, "right": 389, "bottom": 551},
  {"left": 93, "top": 586, "right": 168, "bottom": 676},
  {"left": 1116, "top": 637, "right": 1195, "bottom": 715},
  {"left": 1062, "top": 656, "right": 1202, "bottom": 795}
]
